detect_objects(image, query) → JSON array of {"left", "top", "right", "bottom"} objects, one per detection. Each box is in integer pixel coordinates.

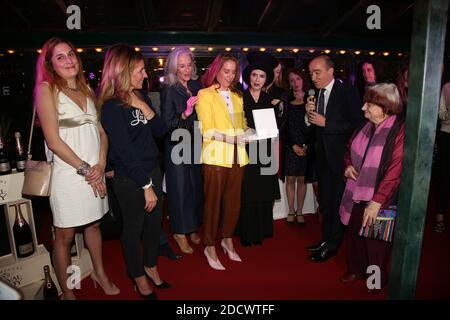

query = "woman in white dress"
[{"left": 34, "top": 38, "right": 119, "bottom": 299}]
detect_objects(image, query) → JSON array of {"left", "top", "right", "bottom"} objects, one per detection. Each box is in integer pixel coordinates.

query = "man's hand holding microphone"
[{"left": 306, "top": 89, "right": 326, "bottom": 127}]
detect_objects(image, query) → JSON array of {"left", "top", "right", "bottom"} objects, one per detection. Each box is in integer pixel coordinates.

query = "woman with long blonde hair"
[
  {"left": 99, "top": 44, "right": 168, "bottom": 299},
  {"left": 34, "top": 37, "right": 119, "bottom": 299}
]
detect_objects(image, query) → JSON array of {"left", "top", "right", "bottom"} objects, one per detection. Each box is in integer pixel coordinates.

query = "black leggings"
[{"left": 113, "top": 166, "right": 162, "bottom": 279}]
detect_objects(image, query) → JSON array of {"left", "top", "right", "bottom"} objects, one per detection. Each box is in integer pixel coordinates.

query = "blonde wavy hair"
[{"left": 97, "top": 44, "right": 145, "bottom": 108}]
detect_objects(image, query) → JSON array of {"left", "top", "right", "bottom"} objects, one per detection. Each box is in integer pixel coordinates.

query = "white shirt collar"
[{"left": 323, "top": 78, "right": 335, "bottom": 94}]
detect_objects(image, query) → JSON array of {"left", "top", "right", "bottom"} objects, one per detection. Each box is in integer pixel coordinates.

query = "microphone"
[
  {"left": 307, "top": 89, "right": 316, "bottom": 103},
  {"left": 306, "top": 89, "right": 316, "bottom": 113}
]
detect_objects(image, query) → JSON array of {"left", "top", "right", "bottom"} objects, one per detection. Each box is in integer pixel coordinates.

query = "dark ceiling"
[{"left": 0, "top": 0, "right": 446, "bottom": 52}]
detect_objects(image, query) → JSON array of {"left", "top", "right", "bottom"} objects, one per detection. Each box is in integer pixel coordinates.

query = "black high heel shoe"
[
  {"left": 145, "top": 273, "right": 171, "bottom": 289},
  {"left": 133, "top": 281, "right": 158, "bottom": 300}
]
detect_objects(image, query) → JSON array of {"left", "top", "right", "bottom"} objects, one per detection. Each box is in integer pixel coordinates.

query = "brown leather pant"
[{"left": 202, "top": 161, "right": 246, "bottom": 246}]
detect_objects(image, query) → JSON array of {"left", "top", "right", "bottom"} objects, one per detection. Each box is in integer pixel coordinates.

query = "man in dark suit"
[{"left": 306, "top": 55, "right": 364, "bottom": 262}]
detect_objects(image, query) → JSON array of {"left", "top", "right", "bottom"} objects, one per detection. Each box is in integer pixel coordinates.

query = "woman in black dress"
[
  {"left": 236, "top": 61, "right": 281, "bottom": 247},
  {"left": 282, "top": 68, "right": 312, "bottom": 224}
]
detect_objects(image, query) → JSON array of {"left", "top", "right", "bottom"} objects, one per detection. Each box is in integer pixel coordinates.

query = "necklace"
[{"left": 66, "top": 86, "right": 80, "bottom": 92}]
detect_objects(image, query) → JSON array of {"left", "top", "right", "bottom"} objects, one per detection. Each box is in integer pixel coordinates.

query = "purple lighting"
[{"left": 89, "top": 72, "right": 95, "bottom": 80}]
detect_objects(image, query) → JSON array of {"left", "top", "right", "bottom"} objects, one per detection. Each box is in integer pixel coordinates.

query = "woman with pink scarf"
[{"left": 338, "top": 83, "right": 405, "bottom": 292}]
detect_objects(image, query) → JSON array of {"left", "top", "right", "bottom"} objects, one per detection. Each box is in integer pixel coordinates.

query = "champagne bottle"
[
  {"left": 43, "top": 265, "right": 58, "bottom": 300},
  {"left": 0, "top": 136, "right": 12, "bottom": 175},
  {"left": 12, "top": 204, "right": 34, "bottom": 258},
  {"left": 14, "top": 132, "right": 26, "bottom": 172}
]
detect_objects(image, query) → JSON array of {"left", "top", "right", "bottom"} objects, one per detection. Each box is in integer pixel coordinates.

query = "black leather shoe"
[
  {"left": 309, "top": 247, "right": 336, "bottom": 262},
  {"left": 306, "top": 242, "right": 327, "bottom": 253},
  {"left": 133, "top": 281, "right": 158, "bottom": 300},
  {"left": 146, "top": 275, "right": 171, "bottom": 289},
  {"left": 158, "top": 243, "right": 182, "bottom": 260}
]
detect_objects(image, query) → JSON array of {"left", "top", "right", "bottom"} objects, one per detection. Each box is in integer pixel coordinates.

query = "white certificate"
[{"left": 246, "top": 108, "right": 279, "bottom": 141}]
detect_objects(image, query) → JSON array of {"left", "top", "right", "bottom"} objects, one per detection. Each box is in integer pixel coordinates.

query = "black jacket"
[
  {"left": 160, "top": 79, "right": 203, "bottom": 139},
  {"left": 314, "top": 80, "right": 364, "bottom": 174}
]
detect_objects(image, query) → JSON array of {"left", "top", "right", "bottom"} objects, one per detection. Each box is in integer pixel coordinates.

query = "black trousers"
[
  {"left": 317, "top": 160, "right": 345, "bottom": 251},
  {"left": 113, "top": 166, "right": 163, "bottom": 279},
  {"left": 437, "top": 131, "right": 450, "bottom": 215}
]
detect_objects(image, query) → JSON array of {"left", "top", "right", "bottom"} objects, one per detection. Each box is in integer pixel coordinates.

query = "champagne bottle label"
[
  {"left": 14, "top": 132, "right": 26, "bottom": 172},
  {"left": 18, "top": 242, "right": 34, "bottom": 255},
  {"left": 0, "top": 162, "right": 11, "bottom": 171},
  {"left": 0, "top": 136, "right": 12, "bottom": 174},
  {"left": 16, "top": 160, "right": 26, "bottom": 170}
]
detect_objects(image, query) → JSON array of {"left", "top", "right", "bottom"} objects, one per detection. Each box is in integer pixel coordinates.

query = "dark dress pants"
[
  {"left": 113, "top": 166, "right": 163, "bottom": 279},
  {"left": 317, "top": 159, "right": 345, "bottom": 251}
]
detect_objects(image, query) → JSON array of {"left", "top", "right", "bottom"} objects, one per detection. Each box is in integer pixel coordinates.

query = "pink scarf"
[{"left": 339, "top": 115, "right": 397, "bottom": 225}]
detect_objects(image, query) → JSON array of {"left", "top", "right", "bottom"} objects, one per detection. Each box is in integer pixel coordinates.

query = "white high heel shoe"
[
  {"left": 220, "top": 239, "right": 242, "bottom": 262},
  {"left": 204, "top": 248, "right": 226, "bottom": 270}
]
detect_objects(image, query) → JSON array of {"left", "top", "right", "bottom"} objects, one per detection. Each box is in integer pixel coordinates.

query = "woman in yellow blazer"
[{"left": 196, "top": 54, "right": 250, "bottom": 270}]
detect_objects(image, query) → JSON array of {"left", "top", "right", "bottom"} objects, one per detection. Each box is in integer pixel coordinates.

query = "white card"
[{"left": 246, "top": 108, "right": 279, "bottom": 141}]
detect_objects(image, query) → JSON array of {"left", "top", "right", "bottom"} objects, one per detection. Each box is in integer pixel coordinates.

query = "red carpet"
[
  {"left": 46, "top": 212, "right": 449, "bottom": 300},
  {"left": 35, "top": 176, "right": 450, "bottom": 300}
]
